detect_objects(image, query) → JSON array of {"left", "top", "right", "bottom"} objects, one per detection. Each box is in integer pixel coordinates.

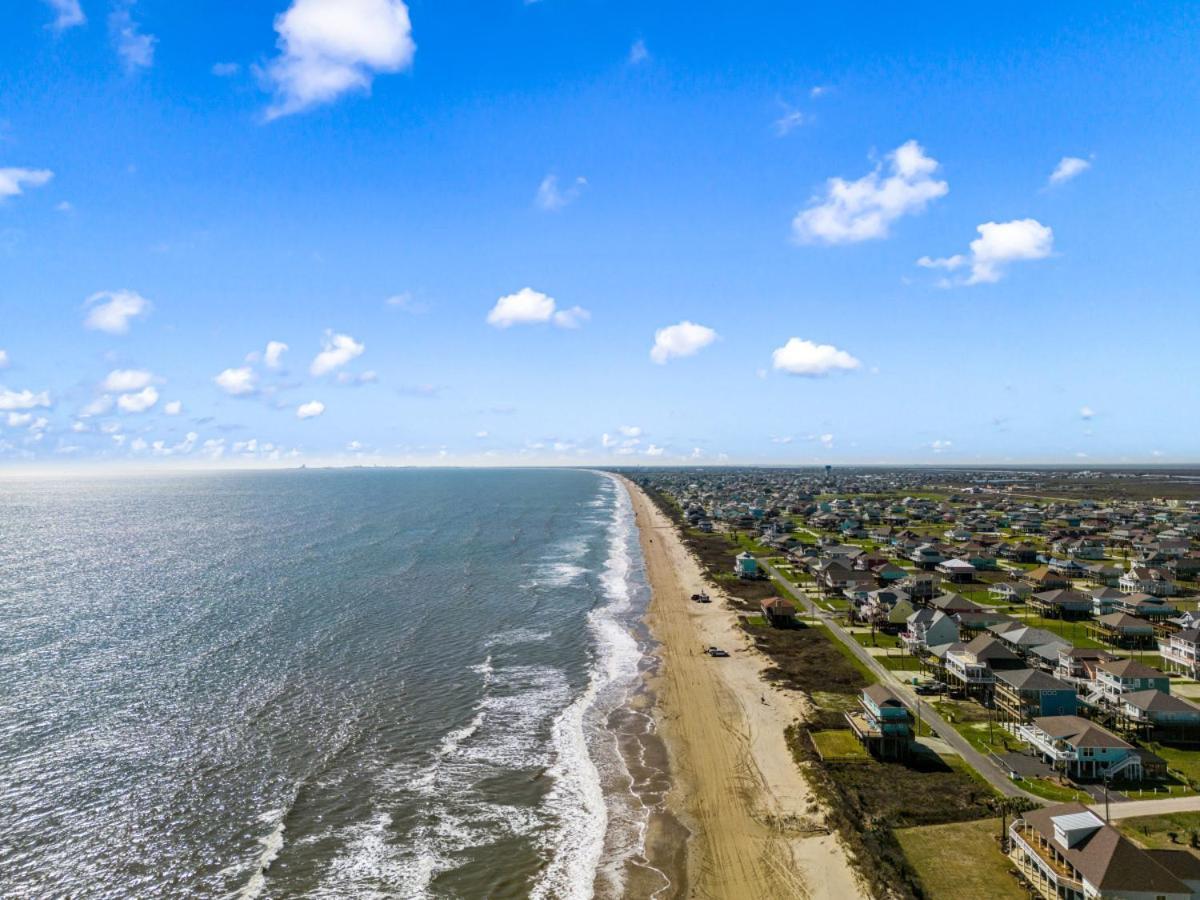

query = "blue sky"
[{"left": 2, "top": 0, "right": 1198, "bottom": 468}]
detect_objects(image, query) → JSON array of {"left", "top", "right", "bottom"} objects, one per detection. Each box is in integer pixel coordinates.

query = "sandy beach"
[{"left": 623, "top": 478, "right": 865, "bottom": 900}]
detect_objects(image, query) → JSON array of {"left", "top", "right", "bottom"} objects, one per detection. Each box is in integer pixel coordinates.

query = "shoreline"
[{"left": 619, "top": 475, "right": 865, "bottom": 900}]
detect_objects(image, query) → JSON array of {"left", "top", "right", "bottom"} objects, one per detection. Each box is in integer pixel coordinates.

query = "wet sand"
[{"left": 623, "top": 477, "right": 865, "bottom": 900}]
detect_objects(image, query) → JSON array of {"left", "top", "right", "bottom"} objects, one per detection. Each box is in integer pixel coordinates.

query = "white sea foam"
[
  {"left": 226, "top": 809, "right": 286, "bottom": 900},
  {"left": 530, "top": 473, "right": 646, "bottom": 900}
]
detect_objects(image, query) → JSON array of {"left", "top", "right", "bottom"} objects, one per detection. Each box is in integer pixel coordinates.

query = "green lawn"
[
  {"left": 877, "top": 655, "right": 923, "bottom": 672},
  {"left": 852, "top": 630, "right": 903, "bottom": 649},
  {"left": 1146, "top": 743, "right": 1200, "bottom": 789},
  {"left": 896, "top": 818, "right": 1025, "bottom": 900},
  {"left": 816, "top": 625, "right": 880, "bottom": 685},
  {"left": 1118, "top": 812, "right": 1200, "bottom": 850},
  {"left": 811, "top": 729, "right": 870, "bottom": 761}
]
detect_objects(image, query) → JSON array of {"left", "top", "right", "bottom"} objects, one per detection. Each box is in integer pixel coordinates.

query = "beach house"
[
  {"left": 1088, "top": 612, "right": 1156, "bottom": 649},
  {"left": 994, "top": 669, "right": 1079, "bottom": 723},
  {"left": 1092, "top": 657, "right": 1170, "bottom": 705},
  {"left": 760, "top": 596, "right": 797, "bottom": 628},
  {"left": 900, "top": 608, "right": 958, "bottom": 655},
  {"left": 944, "top": 634, "right": 1025, "bottom": 700},
  {"left": 1118, "top": 690, "right": 1200, "bottom": 740},
  {"left": 1160, "top": 627, "right": 1200, "bottom": 678},
  {"left": 1008, "top": 803, "right": 1200, "bottom": 900},
  {"left": 1015, "top": 715, "right": 1144, "bottom": 781},
  {"left": 734, "top": 552, "right": 759, "bottom": 579},
  {"left": 845, "top": 684, "right": 912, "bottom": 760}
]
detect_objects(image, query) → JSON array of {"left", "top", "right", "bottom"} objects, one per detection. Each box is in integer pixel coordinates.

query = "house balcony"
[
  {"left": 1014, "top": 725, "right": 1074, "bottom": 763},
  {"left": 1009, "top": 824, "right": 1084, "bottom": 897}
]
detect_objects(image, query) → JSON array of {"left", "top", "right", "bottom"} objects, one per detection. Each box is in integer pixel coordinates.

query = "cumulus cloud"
[
  {"left": 535, "top": 174, "right": 587, "bottom": 211},
  {"left": 644, "top": 444, "right": 665, "bottom": 456},
  {"left": 0, "top": 388, "right": 52, "bottom": 410},
  {"left": 6, "top": 413, "right": 32, "bottom": 427},
  {"left": 1080, "top": 405, "right": 1095, "bottom": 420},
  {"left": 110, "top": 2, "right": 156, "bottom": 71},
  {"left": 215, "top": 367, "right": 257, "bottom": 396},
  {"left": 102, "top": 369, "right": 155, "bottom": 392},
  {"left": 164, "top": 400, "right": 182, "bottom": 415},
  {"left": 918, "top": 218, "right": 1054, "bottom": 285},
  {"left": 487, "top": 288, "right": 589, "bottom": 330},
  {"left": 0, "top": 350, "right": 7, "bottom": 368},
  {"left": 1049, "top": 156, "right": 1091, "bottom": 186},
  {"left": 792, "top": 140, "right": 948, "bottom": 244},
  {"left": 650, "top": 321, "right": 717, "bottom": 364},
  {"left": 265, "top": 0, "right": 416, "bottom": 119},
  {"left": 297, "top": 399, "right": 325, "bottom": 419},
  {"left": 264, "top": 340, "right": 289, "bottom": 369},
  {"left": 771, "top": 338, "right": 861, "bottom": 376},
  {"left": 43, "top": 0, "right": 85, "bottom": 29},
  {"left": 84, "top": 289, "right": 151, "bottom": 334},
  {"left": 930, "top": 439, "right": 953, "bottom": 453},
  {"left": 117, "top": 385, "right": 158, "bottom": 413},
  {"left": 310, "top": 331, "right": 365, "bottom": 375},
  {"left": 0, "top": 167, "right": 54, "bottom": 199}
]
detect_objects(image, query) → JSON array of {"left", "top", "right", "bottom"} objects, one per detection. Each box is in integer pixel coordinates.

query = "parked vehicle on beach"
[{"left": 706, "top": 647, "right": 729, "bottom": 657}]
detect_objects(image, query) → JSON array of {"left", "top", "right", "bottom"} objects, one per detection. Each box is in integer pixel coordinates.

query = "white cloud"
[
  {"left": 487, "top": 288, "right": 589, "bottom": 330},
  {"left": 83, "top": 289, "right": 151, "bottom": 334},
  {"left": 644, "top": 444, "right": 665, "bottom": 456},
  {"left": 930, "top": 439, "right": 953, "bottom": 453},
  {"left": 102, "top": 369, "right": 155, "bottom": 392},
  {"left": 385, "top": 292, "right": 427, "bottom": 313},
  {"left": 43, "top": 0, "right": 85, "bottom": 29},
  {"left": 81, "top": 395, "right": 113, "bottom": 417},
  {"left": 310, "top": 331, "right": 365, "bottom": 375},
  {"left": 72, "top": 420, "right": 88, "bottom": 433},
  {"left": 552, "top": 306, "right": 590, "bottom": 329},
  {"left": 773, "top": 106, "right": 806, "bottom": 136},
  {"left": 117, "top": 385, "right": 158, "bottom": 413},
  {"left": 919, "top": 218, "right": 1054, "bottom": 285},
  {"left": 0, "top": 388, "right": 51, "bottom": 411},
  {"left": 164, "top": 400, "right": 182, "bottom": 415},
  {"left": 110, "top": 2, "right": 157, "bottom": 71},
  {"left": 810, "top": 85, "right": 829, "bottom": 98},
  {"left": 771, "top": 338, "right": 861, "bottom": 376},
  {"left": 336, "top": 369, "right": 378, "bottom": 385},
  {"left": 0, "top": 350, "right": 7, "bottom": 368},
  {"left": 297, "top": 399, "right": 325, "bottom": 419},
  {"left": 650, "top": 321, "right": 717, "bottom": 364},
  {"left": 1080, "top": 405, "right": 1095, "bottom": 420},
  {"left": 215, "top": 366, "right": 257, "bottom": 395},
  {"left": 264, "top": 340, "right": 289, "bottom": 369},
  {"left": 212, "top": 62, "right": 241, "bottom": 77},
  {"left": 6, "top": 412, "right": 32, "bottom": 427},
  {"left": 535, "top": 174, "right": 587, "bottom": 211},
  {"left": 1049, "top": 156, "right": 1091, "bottom": 186},
  {"left": 792, "top": 140, "right": 948, "bottom": 244},
  {"left": 771, "top": 436, "right": 793, "bottom": 444},
  {"left": 628, "top": 39, "right": 648, "bottom": 64},
  {"left": 618, "top": 425, "right": 642, "bottom": 438},
  {"left": 0, "top": 167, "right": 54, "bottom": 199},
  {"left": 474, "top": 430, "right": 488, "bottom": 439},
  {"left": 819, "top": 433, "right": 834, "bottom": 449},
  {"left": 601, "top": 432, "right": 617, "bottom": 448},
  {"left": 265, "top": 0, "right": 416, "bottom": 119}
]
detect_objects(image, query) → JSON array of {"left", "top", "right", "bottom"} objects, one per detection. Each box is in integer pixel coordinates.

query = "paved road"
[
  {"left": 756, "top": 556, "right": 1040, "bottom": 802},
  {"left": 759, "top": 555, "right": 1200, "bottom": 817}
]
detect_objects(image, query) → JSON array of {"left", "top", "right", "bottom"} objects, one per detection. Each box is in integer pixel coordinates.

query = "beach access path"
[{"left": 623, "top": 478, "right": 865, "bottom": 900}]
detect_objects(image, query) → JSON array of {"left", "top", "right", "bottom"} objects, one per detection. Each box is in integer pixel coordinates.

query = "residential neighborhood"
[{"left": 629, "top": 465, "right": 1200, "bottom": 899}]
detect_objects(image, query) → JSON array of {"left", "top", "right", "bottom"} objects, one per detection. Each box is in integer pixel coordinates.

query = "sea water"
[{"left": 0, "top": 468, "right": 666, "bottom": 898}]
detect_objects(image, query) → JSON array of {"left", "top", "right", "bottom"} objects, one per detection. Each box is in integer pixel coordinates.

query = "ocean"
[{"left": 0, "top": 468, "right": 674, "bottom": 898}]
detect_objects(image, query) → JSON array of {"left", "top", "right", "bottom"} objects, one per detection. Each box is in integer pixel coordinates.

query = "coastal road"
[
  {"left": 758, "top": 557, "right": 1200, "bottom": 817},
  {"left": 755, "top": 557, "right": 1041, "bottom": 803}
]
